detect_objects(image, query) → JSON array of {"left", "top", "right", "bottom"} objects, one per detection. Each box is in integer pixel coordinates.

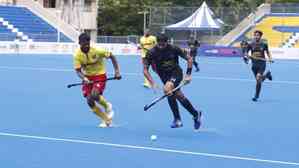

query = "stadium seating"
[
  {"left": 273, "top": 26, "right": 299, "bottom": 33},
  {"left": 233, "top": 14, "right": 299, "bottom": 48},
  {"left": 0, "top": 23, "right": 17, "bottom": 41},
  {"left": 0, "top": 5, "right": 72, "bottom": 42},
  {"left": 245, "top": 16, "right": 296, "bottom": 47}
]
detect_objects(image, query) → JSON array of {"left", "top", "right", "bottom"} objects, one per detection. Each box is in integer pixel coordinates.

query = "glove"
[
  {"left": 243, "top": 56, "right": 249, "bottom": 64},
  {"left": 183, "top": 75, "right": 192, "bottom": 85},
  {"left": 83, "top": 77, "right": 92, "bottom": 84}
]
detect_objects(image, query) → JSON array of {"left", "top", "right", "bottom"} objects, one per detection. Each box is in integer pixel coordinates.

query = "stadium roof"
[{"left": 165, "top": 1, "right": 223, "bottom": 30}]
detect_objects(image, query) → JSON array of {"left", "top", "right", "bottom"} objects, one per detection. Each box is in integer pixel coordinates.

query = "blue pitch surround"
[{"left": 0, "top": 54, "right": 298, "bottom": 168}]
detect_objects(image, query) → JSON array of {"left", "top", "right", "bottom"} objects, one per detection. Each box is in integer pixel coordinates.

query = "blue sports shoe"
[
  {"left": 194, "top": 111, "right": 202, "bottom": 131},
  {"left": 265, "top": 71, "right": 272, "bottom": 81},
  {"left": 170, "top": 119, "right": 183, "bottom": 128},
  {"left": 252, "top": 97, "right": 258, "bottom": 102}
]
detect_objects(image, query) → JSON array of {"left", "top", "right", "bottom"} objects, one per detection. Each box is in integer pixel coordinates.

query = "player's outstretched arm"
[
  {"left": 75, "top": 68, "right": 90, "bottom": 84},
  {"left": 177, "top": 47, "right": 193, "bottom": 83}
]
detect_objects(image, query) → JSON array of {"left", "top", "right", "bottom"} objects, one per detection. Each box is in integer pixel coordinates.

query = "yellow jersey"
[
  {"left": 73, "top": 47, "right": 111, "bottom": 76},
  {"left": 140, "top": 35, "right": 157, "bottom": 58}
]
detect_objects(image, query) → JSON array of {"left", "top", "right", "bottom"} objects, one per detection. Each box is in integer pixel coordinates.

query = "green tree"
[
  {"left": 97, "top": 0, "right": 299, "bottom": 36},
  {"left": 98, "top": 0, "right": 194, "bottom": 35},
  {"left": 98, "top": 0, "right": 145, "bottom": 35}
]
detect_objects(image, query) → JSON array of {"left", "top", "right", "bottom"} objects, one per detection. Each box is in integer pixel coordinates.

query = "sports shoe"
[
  {"left": 98, "top": 122, "right": 108, "bottom": 128},
  {"left": 252, "top": 97, "right": 258, "bottom": 102},
  {"left": 265, "top": 71, "right": 272, "bottom": 81},
  {"left": 194, "top": 111, "right": 202, "bottom": 131},
  {"left": 170, "top": 119, "right": 183, "bottom": 128},
  {"left": 98, "top": 119, "right": 112, "bottom": 128},
  {"left": 105, "top": 103, "right": 114, "bottom": 119}
]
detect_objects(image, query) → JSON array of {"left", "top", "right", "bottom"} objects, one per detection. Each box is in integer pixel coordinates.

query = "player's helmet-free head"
[
  {"left": 157, "top": 33, "right": 169, "bottom": 43},
  {"left": 78, "top": 32, "right": 90, "bottom": 45},
  {"left": 254, "top": 30, "right": 263, "bottom": 42},
  {"left": 188, "top": 37, "right": 200, "bottom": 46},
  {"left": 156, "top": 33, "right": 168, "bottom": 49},
  {"left": 254, "top": 30, "right": 263, "bottom": 36},
  {"left": 78, "top": 33, "right": 90, "bottom": 53},
  {"left": 144, "top": 29, "right": 151, "bottom": 36}
]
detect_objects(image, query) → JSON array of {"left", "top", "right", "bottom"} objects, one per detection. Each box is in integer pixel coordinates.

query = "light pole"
[{"left": 138, "top": 10, "right": 149, "bottom": 34}]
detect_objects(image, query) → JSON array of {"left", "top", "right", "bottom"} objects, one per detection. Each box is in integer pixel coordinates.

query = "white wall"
[
  {"left": 0, "top": 42, "right": 140, "bottom": 55},
  {"left": 1, "top": 41, "right": 299, "bottom": 59}
]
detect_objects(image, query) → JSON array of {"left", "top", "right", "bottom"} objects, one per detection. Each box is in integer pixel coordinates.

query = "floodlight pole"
[{"left": 138, "top": 10, "right": 149, "bottom": 34}]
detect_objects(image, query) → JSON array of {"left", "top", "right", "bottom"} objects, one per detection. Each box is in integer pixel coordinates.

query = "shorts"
[
  {"left": 190, "top": 51, "right": 198, "bottom": 58},
  {"left": 251, "top": 60, "right": 266, "bottom": 76},
  {"left": 82, "top": 74, "right": 107, "bottom": 97},
  {"left": 159, "top": 68, "right": 183, "bottom": 88}
]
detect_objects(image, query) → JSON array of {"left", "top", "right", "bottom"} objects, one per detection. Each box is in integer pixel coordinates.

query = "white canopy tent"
[{"left": 166, "top": 1, "right": 223, "bottom": 30}]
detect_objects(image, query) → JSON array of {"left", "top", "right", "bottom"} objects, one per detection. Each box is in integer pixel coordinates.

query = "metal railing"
[{"left": 96, "top": 35, "right": 139, "bottom": 44}]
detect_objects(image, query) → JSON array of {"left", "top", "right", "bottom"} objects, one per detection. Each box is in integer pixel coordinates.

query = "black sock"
[
  {"left": 193, "top": 61, "right": 199, "bottom": 70},
  {"left": 177, "top": 97, "right": 198, "bottom": 118},
  {"left": 167, "top": 96, "right": 181, "bottom": 120},
  {"left": 255, "top": 82, "right": 262, "bottom": 98},
  {"left": 262, "top": 74, "right": 266, "bottom": 82}
]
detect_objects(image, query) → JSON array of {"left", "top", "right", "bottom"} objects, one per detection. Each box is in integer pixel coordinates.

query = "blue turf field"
[{"left": 0, "top": 54, "right": 298, "bottom": 168}]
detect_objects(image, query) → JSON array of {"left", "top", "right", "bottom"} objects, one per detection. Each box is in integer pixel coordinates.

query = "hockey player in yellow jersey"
[{"left": 139, "top": 29, "right": 157, "bottom": 88}]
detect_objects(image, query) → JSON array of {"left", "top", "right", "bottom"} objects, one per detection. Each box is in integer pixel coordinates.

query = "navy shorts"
[
  {"left": 251, "top": 60, "right": 266, "bottom": 76},
  {"left": 159, "top": 68, "right": 183, "bottom": 88}
]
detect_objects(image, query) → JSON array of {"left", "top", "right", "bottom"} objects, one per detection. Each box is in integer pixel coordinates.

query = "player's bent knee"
[
  {"left": 91, "top": 92, "right": 100, "bottom": 101},
  {"left": 163, "top": 88, "right": 170, "bottom": 94},
  {"left": 164, "top": 82, "right": 174, "bottom": 94},
  {"left": 256, "top": 74, "right": 262, "bottom": 82},
  {"left": 175, "top": 91, "right": 185, "bottom": 99},
  {"left": 164, "top": 81, "right": 174, "bottom": 89}
]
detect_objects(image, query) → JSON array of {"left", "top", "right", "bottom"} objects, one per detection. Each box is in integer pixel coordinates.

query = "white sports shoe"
[
  {"left": 143, "top": 83, "right": 151, "bottom": 88},
  {"left": 98, "top": 120, "right": 112, "bottom": 128},
  {"left": 98, "top": 122, "right": 108, "bottom": 128},
  {"left": 105, "top": 103, "right": 114, "bottom": 119}
]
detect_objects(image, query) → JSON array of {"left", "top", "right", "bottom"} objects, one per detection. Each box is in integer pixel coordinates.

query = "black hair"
[
  {"left": 156, "top": 33, "right": 168, "bottom": 43},
  {"left": 78, "top": 33, "right": 90, "bottom": 44},
  {"left": 188, "top": 38, "right": 199, "bottom": 46},
  {"left": 254, "top": 30, "right": 263, "bottom": 36}
]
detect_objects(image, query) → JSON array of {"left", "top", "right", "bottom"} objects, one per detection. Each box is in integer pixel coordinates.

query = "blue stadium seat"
[
  {"left": 0, "top": 5, "right": 72, "bottom": 42},
  {"left": 0, "top": 25, "right": 17, "bottom": 41},
  {"left": 273, "top": 26, "right": 299, "bottom": 33}
]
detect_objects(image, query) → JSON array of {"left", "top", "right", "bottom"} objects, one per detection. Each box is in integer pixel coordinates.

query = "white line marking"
[
  {"left": 1, "top": 66, "right": 299, "bottom": 85},
  {"left": 112, "top": 72, "right": 299, "bottom": 85},
  {"left": 202, "top": 61, "right": 299, "bottom": 66},
  {"left": 0, "top": 132, "right": 298, "bottom": 166},
  {"left": 192, "top": 76, "right": 299, "bottom": 85}
]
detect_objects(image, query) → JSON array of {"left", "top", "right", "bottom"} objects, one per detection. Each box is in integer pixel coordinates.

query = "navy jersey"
[
  {"left": 247, "top": 41, "right": 269, "bottom": 59},
  {"left": 145, "top": 44, "right": 188, "bottom": 76},
  {"left": 187, "top": 39, "right": 199, "bottom": 57}
]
